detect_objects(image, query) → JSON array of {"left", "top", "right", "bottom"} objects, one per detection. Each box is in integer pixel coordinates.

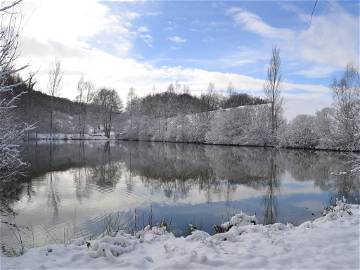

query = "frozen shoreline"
[{"left": 2, "top": 201, "right": 359, "bottom": 270}]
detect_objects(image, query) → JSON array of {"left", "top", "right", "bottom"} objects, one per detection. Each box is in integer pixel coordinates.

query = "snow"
[
  {"left": 2, "top": 201, "right": 359, "bottom": 269},
  {"left": 28, "top": 133, "right": 115, "bottom": 140}
]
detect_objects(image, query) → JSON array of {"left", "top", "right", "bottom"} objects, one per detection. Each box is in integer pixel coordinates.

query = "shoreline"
[
  {"left": 24, "top": 136, "right": 360, "bottom": 153},
  {"left": 2, "top": 201, "right": 359, "bottom": 269}
]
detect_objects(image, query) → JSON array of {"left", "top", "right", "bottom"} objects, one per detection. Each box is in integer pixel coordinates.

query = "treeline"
[
  {"left": 119, "top": 60, "right": 359, "bottom": 152},
  {"left": 127, "top": 87, "right": 267, "bottom": 119},
  {"left": 120, "top": 103, "right": 270, "bottom": 145},
  {"left": 5, "top": 69, "right": 358, "bottom": 152},
  {"left": 1, "top": 75, "right": 123, "bottom": 135},
  {"left": 3, "top": 51, "right": 359, "bottom": 152},
  {"left": 5, "top": 73, "right": 267, "bottom": 138},
  {"left": 120, "top": 101, "right": 359, "bottom": 151}
]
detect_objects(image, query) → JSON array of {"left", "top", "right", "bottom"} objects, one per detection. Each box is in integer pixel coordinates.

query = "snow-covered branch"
[{"left": 0, "top": 0, "right": 32, "bottom": 182}]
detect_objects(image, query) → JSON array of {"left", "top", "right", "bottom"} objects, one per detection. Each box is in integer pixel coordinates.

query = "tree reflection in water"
[
  {"left": 47, "top": 172, "right": 60, "bottom": 222},
  {"left": 0, "top": 141, "right": 359, "bottom": 230},
  {"left": 263, "top": 152, "right": 280, "bottom": 225},
  {"left": 88, "top": 142, "right": 122, "bottom": 189}
]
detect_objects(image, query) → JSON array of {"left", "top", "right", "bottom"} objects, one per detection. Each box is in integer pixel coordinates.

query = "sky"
[{"left": 18, "top": 0, "right": 359, "bottom": 119}]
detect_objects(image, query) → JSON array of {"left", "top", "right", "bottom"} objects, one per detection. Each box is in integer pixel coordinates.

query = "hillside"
[{"left": 4, "top": 80, "right": 123, "bottom": 135}]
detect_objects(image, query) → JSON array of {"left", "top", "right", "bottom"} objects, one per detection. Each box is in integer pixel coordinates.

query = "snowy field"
[{"left": 2, "top": 201, "right": 359, "bottom": 270}]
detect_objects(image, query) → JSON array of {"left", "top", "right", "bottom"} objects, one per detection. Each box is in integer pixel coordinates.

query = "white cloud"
[
  {"left": 20, "top": 0, "right": 134, "bottom": 57},
  {"left": 282, "top": 81, "right": 328, "bottom": 95},
  {"left": 18, "top": 0, "right": 331, "bottom": 120},
  {"left": 218, "top": 46, "right": 268, "bottom": 69},
  {"left": 137, "top": 26, "right": 152, "bottom": 47},
  {"left": 228, "top": 3, "right": 359, "bottom": 77},
  {"left": 284, "top": 94, "right": 332, "bottom": 120},
  {"left": 277, "top": 2, "right": 309, "bottom": 22},
  {"left": 139, "top": 34, "right": 153, "bottom": 47},
  {"left": 295, "top": 66, "right": 338, "bottom": 78},
  {"left": 297, "top": 3, "right": 359, "bottom": 70},
  {"left": 228, "top": 7, "right": 294, "bottom": 40},
  {"left": 168, "top": 36, "right": 187, "bottom": 44},
  {"left": 137, "top": 26, "right": 149, "bottom": 33}
]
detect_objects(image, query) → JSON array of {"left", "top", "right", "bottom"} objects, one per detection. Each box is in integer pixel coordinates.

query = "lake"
[{"left": 1, "top": 141, "right": 359, "bottom": 255}]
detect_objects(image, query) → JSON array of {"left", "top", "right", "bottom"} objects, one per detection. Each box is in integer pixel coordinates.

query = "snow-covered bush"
[
  {"left": 314, "top": 107, "right": 335, "bottom": 149},
  {"left": 205, "top": 105, "right": 271, "bottom": 146},
  {"left": 285, "top": 115, "right": 320, "bottom": 148}
]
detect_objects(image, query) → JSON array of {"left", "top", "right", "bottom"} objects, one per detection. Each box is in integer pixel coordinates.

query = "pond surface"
[{"left": 1, "top": 141, "right": 359, "bottom": 254}]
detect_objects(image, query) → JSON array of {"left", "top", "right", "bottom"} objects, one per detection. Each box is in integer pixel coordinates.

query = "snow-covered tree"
[
  {"left": 205, "top": 105, "right": 269, "bottom": 146},
  {"left": 314, "top": 107, "right": 335, "bottom": 148},
  {"left": 0, "top": 0, "right": 32, "bottom": 181},
  {"left": 285, "top": 115, "right": 319, "bottom": 148},
  {"left": 264, "top": 47, "right": 283, "bottom": 146},
  {"left": 93, "top": 88, "right": 123, "bottom": 138},
  {"left": 331, "top": 64, "right": 360, "bottom": 151}
]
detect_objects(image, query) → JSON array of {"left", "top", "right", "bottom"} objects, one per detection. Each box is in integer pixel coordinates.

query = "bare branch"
[
  {"left": 309, "top": 0, "right": 318, "bottom": 26},
  {"left": 0, "top": 0, "right": 22, "bottom": 13}
]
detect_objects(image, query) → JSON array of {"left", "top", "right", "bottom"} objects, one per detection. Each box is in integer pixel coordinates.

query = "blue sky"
[
  {"left": 104, "top": 1, "right": 358, "bottom": 84},
  {"left": 20, "top": 0, "right": 359, "bottom": 119}
]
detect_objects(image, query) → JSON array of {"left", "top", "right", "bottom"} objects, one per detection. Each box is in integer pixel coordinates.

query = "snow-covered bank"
[
  {"left": 2, "top": 202, "right": 359, "bottom": 270},
  {"left": 26, "top": 133, "right": 115, "bottom": 140}
]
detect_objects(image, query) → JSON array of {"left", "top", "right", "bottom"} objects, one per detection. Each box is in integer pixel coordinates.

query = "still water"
[{"left": 1, "top": 141, "right": 359, "bottom": 254}]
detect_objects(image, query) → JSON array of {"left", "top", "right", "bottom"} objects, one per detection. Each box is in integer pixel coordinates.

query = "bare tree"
[
  {"left": 127, "top": 87, "right": 136, "bottom": 133},
  {"left": 200, "top": 82, "right": 219, "bottom": 111},
  {"left": 76, "top": 76, "right": 94, "bottom": 138},
  {"left": 182, "top": 85, "right": 190, "bottom": 94},
  {"left": 166, "top": 83, "right": 175, "bottom": 93},
  {"left": 174, "top": 81, "right": 182, "bottom": 93},
  {"left": 207, "top": 82, "right": 215, "bottom": 94},
  {"left": 227, "top": 82, "right": 235, "bottom": 96},
  {"left": 331, "top": 64, "right": 360, "bottom": 150},
  {"left": 93, "top": 88, "right": 123, "bottom": 138},
  {"left": 264, "top": 47, "right": 283, "bottom": 145},
  {"left": 47, "top": 60, "right": 63, "bottom": 139},
  {"left": 0, "top": 0, "right": 33, "bottom": 181},
  {"left": 27, "top": 71, "right": 38, "bottom": 91}
]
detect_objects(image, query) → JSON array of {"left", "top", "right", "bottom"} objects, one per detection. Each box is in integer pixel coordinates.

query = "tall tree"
[
  {"left": 76, "top": 76, "right": 94, "bottom": 137},
  {"left": 126, "top": 87, "right": 137, "bottom": 134},
  {"left": 200, "top": 82, "right": 219, "bottom": 111},
  {"left": 93, "top": 88, "right": 123, "bottom": 138},
  {"left": 331, "top": 64, "right": 360, "bottom": 150},
  {"left": 264, "top": 47, "right": 283, "bottom": 145},
  {"left": 47, "top": 60, "right": 63, "bottom": 139},
  {"left": 227, "top": 82, "right": 235, "bottom": 96},
  {"left": 166, "top": 83, "right": 175, "bottom": 93}
]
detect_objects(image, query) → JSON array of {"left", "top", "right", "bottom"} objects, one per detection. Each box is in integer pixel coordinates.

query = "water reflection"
[
  {"left": 0, "top": 141, "right": 359, "bottom": 253},
  {"left": 47, "top": 172, "right": 61, "bottom": 222},
  {"left": 89, "top": 142, "right": 122, "bottom": 189}
]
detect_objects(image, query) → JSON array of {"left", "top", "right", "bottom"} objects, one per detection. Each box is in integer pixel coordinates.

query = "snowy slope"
[{"left": 2, "top": 202, "right": 359, "bottom": 270}]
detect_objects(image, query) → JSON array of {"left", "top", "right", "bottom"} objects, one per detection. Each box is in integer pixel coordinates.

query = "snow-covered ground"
[{"left": 2, "top": 201, "right": 359, "bottom": 269}]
